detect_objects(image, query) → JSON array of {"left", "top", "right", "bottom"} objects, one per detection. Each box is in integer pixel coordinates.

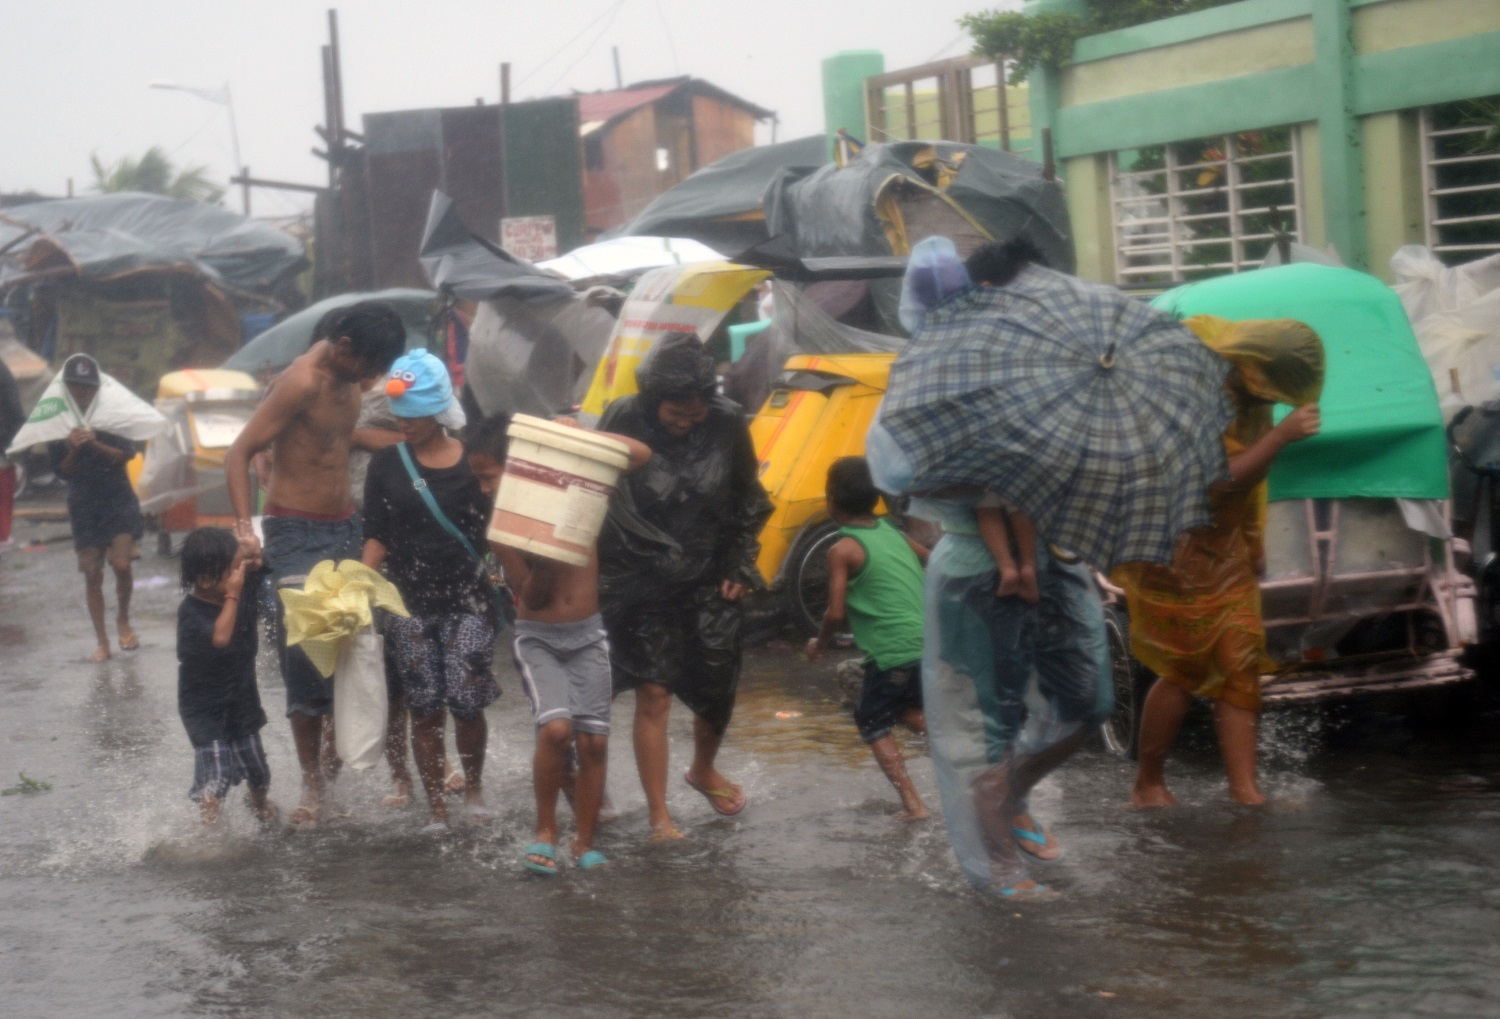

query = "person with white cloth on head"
[
  {"left": 359, "top": 349, "right": 498, "bottom": 834},
  {"left": 20, "top": 354, "right": 166, "bottom": 661}
]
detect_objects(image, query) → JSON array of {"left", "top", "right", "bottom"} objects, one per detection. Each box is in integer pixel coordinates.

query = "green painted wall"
[
  {"left": 1361, "top": 111, "right": 1427, "bottom": 281},
  {"left": 1062, "top": 154, "right": 1115, "bottom": 283},
  {"left": 822, "top": 51, "right": 884, "bottom": 149}
]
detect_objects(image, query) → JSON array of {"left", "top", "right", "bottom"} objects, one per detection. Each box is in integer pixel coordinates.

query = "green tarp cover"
[{"left": 1153, "top": 263, "right": 1447, "bottom": 501}]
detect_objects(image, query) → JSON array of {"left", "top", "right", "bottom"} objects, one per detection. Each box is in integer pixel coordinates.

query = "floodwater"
[{"left": 3, "top": 526, "right": 1500, "bottom": 1019}]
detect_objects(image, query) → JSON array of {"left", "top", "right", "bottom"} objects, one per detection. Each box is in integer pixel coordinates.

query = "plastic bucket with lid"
[{"left": 489, "top": 414, "right": 630, "bottom": 566}]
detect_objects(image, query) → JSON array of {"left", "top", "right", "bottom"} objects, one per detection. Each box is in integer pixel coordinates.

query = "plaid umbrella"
[{"left": 877, "top": 265, "right": 1234, "bottom": 570}]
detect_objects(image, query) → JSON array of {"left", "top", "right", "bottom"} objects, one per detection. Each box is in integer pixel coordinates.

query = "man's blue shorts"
[{"left": 262, "top": 511, "right": 362, "bottom": 718}]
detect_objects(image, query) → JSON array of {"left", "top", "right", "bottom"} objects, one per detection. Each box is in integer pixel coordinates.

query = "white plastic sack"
[
  {"left": 6, "top": 369, "right": 167, "bottom": 455},
  {"left": 1391, "top": 245, "right": 1500, "bottom": 421},
  {"left": 333, "top": 624, "right": 389, "bottom": 771}
]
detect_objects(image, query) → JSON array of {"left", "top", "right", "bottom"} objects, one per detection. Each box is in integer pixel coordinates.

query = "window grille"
[
  {"left": 1421, "top": 97, "right": 1500, "bottom": 264},
  {"left": 1111, "top": 128, "right": 1301, "bottom": 285}
]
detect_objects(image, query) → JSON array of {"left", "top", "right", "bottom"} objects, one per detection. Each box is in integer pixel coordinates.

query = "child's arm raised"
[
  {"left": 212, "top": 559, "right": 249, "bottom": 649},
  {"left": 806, "top": 537, "right": 861, "bottom": 662}
]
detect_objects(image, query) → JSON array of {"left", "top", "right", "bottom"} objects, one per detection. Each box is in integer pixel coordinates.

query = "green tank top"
[{"left": 840, "top": 518, "right": 925, "bottom": 670}]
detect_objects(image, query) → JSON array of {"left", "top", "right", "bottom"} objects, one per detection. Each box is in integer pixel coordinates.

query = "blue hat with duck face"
[{"left": 383, "top": 348, "right": 453, "bottom": 418}]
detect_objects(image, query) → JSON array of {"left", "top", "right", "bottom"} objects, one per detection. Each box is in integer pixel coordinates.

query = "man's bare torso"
[{"left": 265, "top": 353, "right": 363, "bottom": 515}]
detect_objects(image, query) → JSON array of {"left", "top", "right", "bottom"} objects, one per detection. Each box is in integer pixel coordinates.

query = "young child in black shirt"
[{"left": 177, "top": 527, "right": 277, "bottom": 828}]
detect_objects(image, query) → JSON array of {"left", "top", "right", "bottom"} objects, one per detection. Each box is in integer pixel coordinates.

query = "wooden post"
[
  {"left": 501, "top": 62, "right": 511, "bottom": 104},
  {"left": 327, "top": 9, "right": 346, "bottom": 149},
  {"left": 241, "top": 165, "right": 251, "bottom": 215},
  {"left": 1042, "top": 128, "right": 1056, "bottom": 180}
]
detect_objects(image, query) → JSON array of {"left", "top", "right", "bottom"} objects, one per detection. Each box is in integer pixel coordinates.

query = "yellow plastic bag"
[{"left": 278, "top": 560, "right": 408, "bottom": 678}]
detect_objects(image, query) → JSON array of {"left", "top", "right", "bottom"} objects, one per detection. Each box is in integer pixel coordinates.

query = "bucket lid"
[{"left": 507, "top": 414, "right": 631, "bottom": 469}]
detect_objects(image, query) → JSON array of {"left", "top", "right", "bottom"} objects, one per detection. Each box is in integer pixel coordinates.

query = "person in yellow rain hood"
[{"left": 1116, "top": 315, "right": 1324, "bottom": 808}]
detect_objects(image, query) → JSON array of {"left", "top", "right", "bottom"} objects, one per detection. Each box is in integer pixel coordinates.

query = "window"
[
  {"left": 583, "top": 134, "right": 604, "bottom": 173},
  {"left": 1111, "top": 128, "right": 1301, "bottom": 285},
  {"left": 1421, "top": 96, "right": 1500, "bottom": 264}
]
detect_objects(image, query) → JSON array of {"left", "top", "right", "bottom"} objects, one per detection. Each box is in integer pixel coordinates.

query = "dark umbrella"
[{"left": 876, "top": 265, "right": 1234, "bottom": 570}]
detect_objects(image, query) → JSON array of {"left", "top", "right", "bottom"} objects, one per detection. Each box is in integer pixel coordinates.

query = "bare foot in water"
[
  {"left": 380, "top": 779, "right": 412, "bottom": 810},
  {"left": 88, "top": 645, "right": 111, "bottom": 663},
  {"left": 117, "top": 621, "right": 139, "bottom": 651},
  {"left": 899, "top": 804, "right": 930, "bottom": 823},
  {"left": 444, "top": 769, "right": 466, "bottom": 795},
  {"left": 1229, "top": 784, "right": 1267, "bottom": 806},
  {"left": 1131, "top": 781, "right": 1178, "bottom": 808}
]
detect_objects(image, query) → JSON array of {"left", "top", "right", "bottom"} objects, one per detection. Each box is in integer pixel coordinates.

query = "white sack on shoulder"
[{"left": 6, "top": 370, "right": 167, "bottom": 455}]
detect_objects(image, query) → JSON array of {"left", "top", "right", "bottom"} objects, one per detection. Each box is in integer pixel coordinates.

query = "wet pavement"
[{"left": 3, "top": 514, "right": 1500, "bottom": 1018}]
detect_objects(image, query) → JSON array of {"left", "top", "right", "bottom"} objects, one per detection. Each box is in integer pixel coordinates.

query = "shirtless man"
[{"left": 226, "top": 301, "right": 406, "bottom": 830}]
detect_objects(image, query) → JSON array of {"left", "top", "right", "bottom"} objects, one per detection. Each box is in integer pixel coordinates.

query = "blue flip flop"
[
  {"left": 523, "top": 842, "right": 559, "bottom": 875},
  {"left": 1012, "top": 822, "right": 1064, "bottom": 862},
  {"left": 576, "top": 850, "right": 609, "bottom": 871}
]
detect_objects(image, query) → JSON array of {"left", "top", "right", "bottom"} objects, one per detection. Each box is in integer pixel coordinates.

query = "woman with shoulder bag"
[{"left": 362, "top": 349, "right": 500, "bottom": 833}]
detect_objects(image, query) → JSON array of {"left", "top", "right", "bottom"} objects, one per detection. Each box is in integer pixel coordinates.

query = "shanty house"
[{"left": 577, "top": 77, "right": 774, "bottom": 239}]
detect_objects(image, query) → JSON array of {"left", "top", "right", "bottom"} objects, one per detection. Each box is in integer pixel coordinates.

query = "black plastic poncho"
[
  {"left": 596, "top": 335, "right": 773, "bottom": 731},
  {"left": 597, "top": 334, "right": 772, "bottom": 601}
]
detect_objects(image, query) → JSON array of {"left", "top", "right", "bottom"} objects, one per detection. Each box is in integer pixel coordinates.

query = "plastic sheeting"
[
  {"left": 762, "top": 141, "right": 1074, "bottom": 273},
  {"left": 7, "top": 370, "right": 167, "bottom": 455},
  {"left": 721, "top": 279, "right": 904, "bottom": 415},
  {"left": 279, "top": 560, "right": 408, "bottom": 679},
  {"left": 1390, "top": 245, "right": 1500, "bottom": 422},
  {"left": 613, "top": 135, "right": 830, "bottom": 250},
  {"left": 579, "top": 262, "right": 770, "bottom": 417},
  {"left": 597, "top": 334, "right": 773, "bottom": 595},
  {"left": 222, "top": 289, "right": 436, "bottom": 376},
  {"left": 1154, "top": 263, "right": 1448, "bottom": 502},
  {"left": 417, "top": 192, "right": 573, "bottom": 303},
  {"left": 538, "top": 237, "right": 724, "bottom": 281},
  {"left": 464, "top": 290, "right": 619, "bottom": 418},
  {"left": 0, "top": 192, "right": 305, "bottom": 293}
]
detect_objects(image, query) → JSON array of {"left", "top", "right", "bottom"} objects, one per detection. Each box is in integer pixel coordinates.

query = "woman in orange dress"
[{"left": 1115, "top": 316, "right": 1324, "bottom": 806}]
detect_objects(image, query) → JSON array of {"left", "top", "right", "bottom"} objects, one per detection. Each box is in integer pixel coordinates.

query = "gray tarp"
[
  {"left": 464, "top": 290, "right": 618, "bottom": 419},
  {"left": 762, "top": 141, "right": 1075, "bottom": 274},
  {"left": 0, "top": 192, "right": 306, "bottom": 293},
  {"left": 418, "top": 191, "right": 574, "bottom": 302},
  {"left": 613, "top": 135, "right": 830, "bottom": 250},
  {"left": 223, "top": 288, "right": 435, "bottom": 376}
]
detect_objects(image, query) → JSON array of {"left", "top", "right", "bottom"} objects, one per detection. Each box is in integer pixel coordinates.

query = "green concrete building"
[{"left": 850, "top": 0, "right": 1500, "bottom": 284}]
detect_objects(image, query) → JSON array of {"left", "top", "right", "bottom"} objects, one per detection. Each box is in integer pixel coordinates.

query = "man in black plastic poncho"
[{"left": 598, "top": 332, "right": 772, "bottom": 841}]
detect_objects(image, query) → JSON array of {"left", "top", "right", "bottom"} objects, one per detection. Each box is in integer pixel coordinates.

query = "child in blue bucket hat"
[{"left": 361, "top": 348, "right": 499, "bottom": 832}]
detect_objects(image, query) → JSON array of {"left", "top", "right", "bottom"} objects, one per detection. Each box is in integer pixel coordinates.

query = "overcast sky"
[{"left": 1, "top": 0, "right": 1019, "bottom": 218}]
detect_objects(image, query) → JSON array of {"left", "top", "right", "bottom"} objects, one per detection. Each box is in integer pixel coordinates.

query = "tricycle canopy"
[{"left": 1153, "top": 263, "right": 1447, "bottom": 502}]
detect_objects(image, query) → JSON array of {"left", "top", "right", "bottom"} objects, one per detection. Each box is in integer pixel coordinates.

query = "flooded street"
[{"left": 3, "top": 527, "right": 1499, "bottom": 1019}]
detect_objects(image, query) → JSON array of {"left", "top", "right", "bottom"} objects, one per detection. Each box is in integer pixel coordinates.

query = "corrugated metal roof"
[
  {"left": 573, "top": 77, "right": 775, "bottom": 133},
  {"left": 575, "top": 83, "right": 680, "bottom": 126}
]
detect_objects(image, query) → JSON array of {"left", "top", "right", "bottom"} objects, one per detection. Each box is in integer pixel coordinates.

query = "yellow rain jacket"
[
  {"left": 1112, "top": 316, "right": 1324, "bottom": 711},
  {"left": 278, "top": 560, "right": 408, "bottom": 678}
]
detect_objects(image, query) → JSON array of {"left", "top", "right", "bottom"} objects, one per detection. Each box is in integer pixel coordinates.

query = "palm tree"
[{"left": 90, "top": 146, "right": 224, "bottom": 203}]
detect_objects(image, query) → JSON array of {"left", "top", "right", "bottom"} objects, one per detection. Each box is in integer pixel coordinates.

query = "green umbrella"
[
  {"left": 222, "top": 289, "right": 436, "bottom": 376},
  {"left": 1153, "top": 263, "right": 1447, "bottom": 501}
]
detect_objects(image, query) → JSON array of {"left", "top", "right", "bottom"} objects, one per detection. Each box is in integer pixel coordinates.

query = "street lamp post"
[{"left": 148, "top": 81, "right": 247, "bottom": 214}]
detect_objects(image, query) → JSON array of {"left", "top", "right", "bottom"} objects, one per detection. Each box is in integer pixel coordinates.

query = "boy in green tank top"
[{"left": 807, "top": 457, "right": 930, "bottom": 821}]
